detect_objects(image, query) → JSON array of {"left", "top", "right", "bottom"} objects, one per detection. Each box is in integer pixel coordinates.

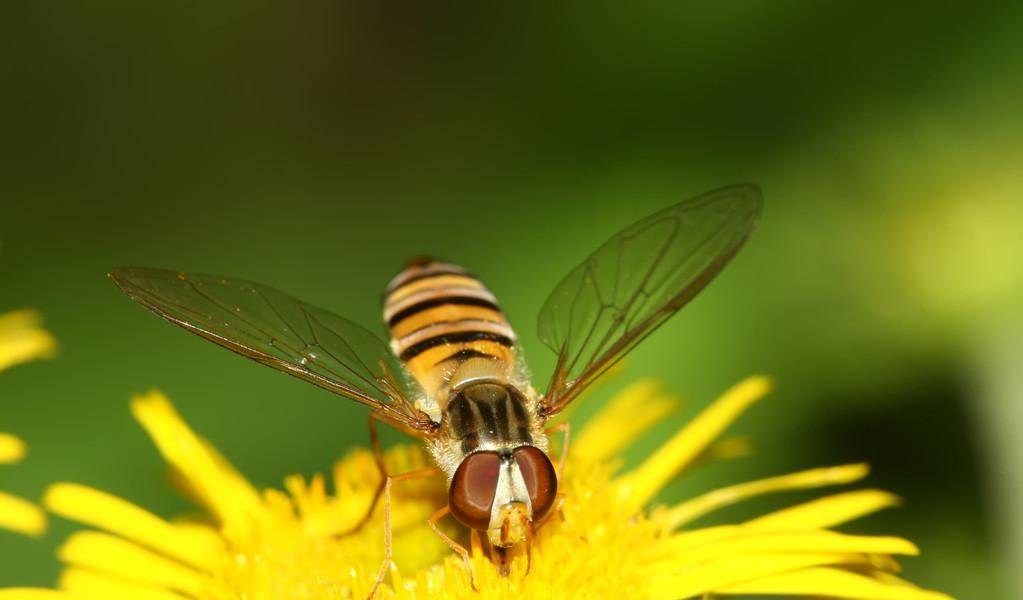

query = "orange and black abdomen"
[{"left": 384, "top": 259, "right": 518, "bottom": 400}]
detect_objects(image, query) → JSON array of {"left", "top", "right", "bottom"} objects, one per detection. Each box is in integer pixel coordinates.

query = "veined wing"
[
  {"left": 110, "top": 267, "right": 437, "bottom": 434},
  {"left": 537, "top": 184, "right": 762, "bottom": 417}
]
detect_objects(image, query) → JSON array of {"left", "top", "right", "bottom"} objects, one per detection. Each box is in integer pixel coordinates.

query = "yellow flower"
[
  {"left": 0, "top": 307, "right": 55, "bottom": 538},
  {"left": 0, "top": 377, "right": 951, "bottom": 599}
]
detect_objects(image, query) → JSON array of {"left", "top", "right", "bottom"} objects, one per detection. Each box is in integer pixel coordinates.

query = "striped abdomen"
[{"left": 384, "top": 259, "right": 518, "bottom": 403}]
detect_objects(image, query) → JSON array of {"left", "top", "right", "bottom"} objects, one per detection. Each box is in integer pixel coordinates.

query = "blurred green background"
[{"left": 1, "top": 3, "right": 1020, "bottom": 597}]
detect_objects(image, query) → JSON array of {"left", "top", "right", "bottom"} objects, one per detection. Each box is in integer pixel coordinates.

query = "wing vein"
[{"left": 537, "top": 184, "right": 762, "bottom": 417}]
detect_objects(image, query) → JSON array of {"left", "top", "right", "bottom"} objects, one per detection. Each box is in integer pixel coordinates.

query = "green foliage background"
[{"left": 2, "top": 4, "right": 1020, "bottom": 597}]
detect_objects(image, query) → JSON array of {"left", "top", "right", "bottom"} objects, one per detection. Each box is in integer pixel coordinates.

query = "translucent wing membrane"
[
  {"left": 538, "top": 184, "right": 763, "bottom": 417},
  {"left": 110, "top": 268, "right": 437, "bottom": 434}
]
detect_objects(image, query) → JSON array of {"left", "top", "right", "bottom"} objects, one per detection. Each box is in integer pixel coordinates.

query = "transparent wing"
[
  {"left": 109, "top": 267, "right": 437, "bottom": 434},
  {"left": 538, "top": 184, "right": 763, "bottom": 417}
]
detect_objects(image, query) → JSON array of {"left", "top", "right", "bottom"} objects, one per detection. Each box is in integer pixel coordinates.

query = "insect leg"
[
  {"left": 345, "top": 413, "right": 439, "bottom": 536},
  {"left": 545, "top": 421, "right": 571, "bottom": 478},
  {"left": 427, "top": 505, "right": 479, "bottom": 591},
  {"left": 470, "top": 528, "right": 483, "bottom": 556},
  {"left": 366, "top": 466, "right": 440, "bottom": 599},
  {"left": 521, "top": 511, "right": 534, "bottom": 576},
  {"left": 537, "top": 422, "right": 572, "bottom": 530},
  {"left": 341, "top": 414, "right": 388, "bottom": 537}
]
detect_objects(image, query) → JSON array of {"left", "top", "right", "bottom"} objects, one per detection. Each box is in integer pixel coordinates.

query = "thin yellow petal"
[
  {"left": 869, "top": 570, "right": 924, "bottom": 585},
  {"left": 659, "top": 463, "right": 869, "bottom": 529},
  {"left": 648, "top": 552, "right": 877, "bottom": 600},
  {"left": 0, "top": 591, "right": 88, "bottom": 600},
  {"left": 655, "top": 530, "right": 918, "bottom": 571},
  {"left": 746, "top": 489, "right": 901, "bottom": 531},
  {"left": 0, "top": 309, "right": 58, "bottom": 373},
  {"left": 654, "top": 524, "right": 738, "bottom": 554},
  {"left": 0, "top": 433, "right": 27, "bottom": 464},
  {"left": 58, "top": 531, "right": 203, "bottom": 596},
  {"left": 616, "top": 375, "right": 772, "bottom": 510},
  {"left": 720, "top": 566, "right": 954, "bottom": 599},
  {"left": 0, "top": 490, "right": 46, "bottom": 536},
  {"left": 688, "top": 435, "right": 754, "bottom": 468},
  {"left": 572, "top": 379, "right": 678, "bottom": 465},
  {"left": 130, "top": 390, "right": 263, "bottom": 532},
  {"left": 656, "top": 524, "right": 912, "bottom": 570},
  {"left": 60, "top": 568, "right": 192, "bottom": 600},
  {"left": 45, "top": 483, "right": 222, "bottom": 570}
]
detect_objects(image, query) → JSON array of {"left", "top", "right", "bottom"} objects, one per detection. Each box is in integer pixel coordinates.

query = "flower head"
[{"left": 0, "top": 377, "right": 951, "bottom": 599}]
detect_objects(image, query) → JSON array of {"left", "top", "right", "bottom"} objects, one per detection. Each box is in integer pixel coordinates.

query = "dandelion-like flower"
[
  {"left": 0, "top": 377, "right": 951, "bottom": 599},
  {"left": 0, "top": 307, "right": 56, "bottom": 538}
]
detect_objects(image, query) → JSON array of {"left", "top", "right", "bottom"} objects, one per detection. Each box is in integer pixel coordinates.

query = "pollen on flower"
[{"left": 1, "top": 380, "right": 952, "bottom": 599}]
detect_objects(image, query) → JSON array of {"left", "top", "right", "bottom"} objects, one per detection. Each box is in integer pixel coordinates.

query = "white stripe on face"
[{"left": 488, "top": 453, "right": 533, "bottom": 530}]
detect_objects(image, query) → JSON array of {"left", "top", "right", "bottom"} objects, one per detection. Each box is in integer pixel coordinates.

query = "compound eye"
[
  {"left": 449, "top": 451, "right": 500, "bottom": 530},
  {"left": 513, "top": 446, "right": 558, "bottom": 521}
]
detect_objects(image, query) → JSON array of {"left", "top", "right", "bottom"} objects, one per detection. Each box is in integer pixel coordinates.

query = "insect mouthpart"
[{"left": 488, "top": 500, "right": 531, "bottom": 548}]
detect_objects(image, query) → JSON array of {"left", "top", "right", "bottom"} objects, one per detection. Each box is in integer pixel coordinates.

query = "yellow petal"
[
  {"left": 687, "top": 436, "right": 754, "bottom": 469},
  {"left": 658, "top": 463, "right": 869, "bottom": 529},
  {"left": 616, "top": 376, "right": 772, "bottom": 510},
  {"left": 130, "top": 390, "right": 263, "bottom": 533},
  {"left": 746, "top": 488, "right": 902, "bottom": 531},
  {"left": 655, "top": 524, "right": 738, "bottom": 554},
  {"left": 44, "top": 483, "right": 222, "bottom": 570},
  {"left": 59, "top": 568, "right": 192, "bottom": 600},
  {"left": 0, "top": 490, "right": 46, "bottom": 536},
  {"left": 648, "top": 552, "right": 878, "bottom": 600},
  {"left": 720, "top": 566, "right": 954, "bottom": 599},
  {"left": 0, "top": 434, "right": 27, "bottom": 464},
  {"left": 0, "top": 309, "right": 58, "bottom": 373},
  {"left": 870, "top": 570, "right": 921, "bottom": 585},
  {"left": 572, "top": 379, "right": 678, "bottom": 465},
  {"left": 58, "top": 531, "right": 203, "bottom": 596},
  {"left": 655, "top": 530, "right": 918, "bottom": 571},
  {"left": 0, "top": 591, "right": 88, "bottom": 600}
]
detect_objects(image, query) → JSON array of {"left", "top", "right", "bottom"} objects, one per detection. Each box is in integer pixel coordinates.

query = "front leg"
[
  {"left": 366, "top": 466, "right": 441, "bottom": 599},
  {"left": 345, "top": 413, "right": 439, "bottom": 598},
  {"left": 427, "top": 505, "right": 480, "bottom": 591},
  {"left": 546, "top": 421, "right": 571, "bottom": 477},
  {"left": 344, "top": 413, "right": 439, "bottom": 536}
]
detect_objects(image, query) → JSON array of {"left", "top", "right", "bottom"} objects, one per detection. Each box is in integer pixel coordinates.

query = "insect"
[{"left": 109, "top": 184, "right": 762, "bottom": 593}]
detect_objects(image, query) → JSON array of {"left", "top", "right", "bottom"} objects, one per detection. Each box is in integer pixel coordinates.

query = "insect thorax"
[{"left": 428, "top": 381, "right": 548, "bottom": 479}]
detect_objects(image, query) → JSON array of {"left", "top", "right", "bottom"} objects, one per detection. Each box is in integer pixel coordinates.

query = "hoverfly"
[{"left": 110, "top": 184, "right": 762, "bottom": 592}]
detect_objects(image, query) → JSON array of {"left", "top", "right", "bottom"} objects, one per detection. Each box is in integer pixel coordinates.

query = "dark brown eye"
[
  {"left": 449, "top": 451, "right": 500, "bottom": 530},
  {"left": 514, "top": 446, "right": 557, "bottom": 521}
]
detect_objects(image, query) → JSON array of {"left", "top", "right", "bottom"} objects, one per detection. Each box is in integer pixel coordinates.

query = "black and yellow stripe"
[
  {"left": 445, "top": 382, "right": 533, "bottom": 454},
  {"left": 384, "top": 259, "right": 517, "bottom": 401}
]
